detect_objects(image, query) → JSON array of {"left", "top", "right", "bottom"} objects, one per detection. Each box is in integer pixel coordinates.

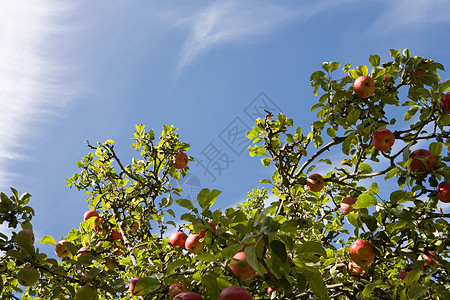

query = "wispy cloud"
[
  {"left": 370, "top": 0, "right": 450, "bottom": 34},
  {"left": 0, "top": 1, "right": 72, "bottom": 188},
  {"left": 175, "top": 1, "right": 300, "bottom": 77}
]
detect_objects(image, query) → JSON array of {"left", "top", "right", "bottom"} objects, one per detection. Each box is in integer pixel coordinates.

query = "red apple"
[
  {"left": 199, "top": 222, "right": 216, "bottom": 238},
  {"left": 219, "top": 286, "right": 253, "bottom": 300},
  {"left": 16, "top": 229, "right": 35, "bottom": 245},
  {"left": 55, "top": 240, "right": 71, "bottom": 258},
  {"left": 423, "top": 252, "right": 437, "bottom": 268},
  {"left": 306, "top": 173, "right": 325, "bottom": 192},
  {"left": 173, "top": 153, "right": 188, "bottom": 169},
  {"left": 230, "top": 251, "right": 256, "bottom": 281},
  {"left": 441, "top": 93, "right": 450, "bottom": 114},
  {"left": 399, "top": 270, "right": 408, "bottom": 280},
  {"left": 77, "top": 246, "right": 90, "bottom": 258},
  {"left": 173, "top": 292, "right": 203, "bottom": 300},
  {"left": 438, "top": 181, "right": 450, "bottom": 203},
  {"left": 409, "top": 149, "right": 435, "bottom": 173},
  {"left": 349, "top": 239, "right": 375, "bottom": 268},
  {"left": 185, "top": 234, "right": 204, "bottom": 254},
  {"left": 169, "top": 283, "right": 189, "bottom": 299},
  {"left": 353, "top": 76, "right": 375, "bottom": 98},
  {"left": 414, "top": 68, "right": 427, "bottom": 83},
  {"left": 267, "top": 287, "right": 274, "bottom": 295},
  {"left": 84, "top": 210, "right": 99, "bottom": 221},
  {"left": 348, "top": 261, "right": 365, "bottom": 281},
  {"left": 372, "top": 128, "right": 395, "bottom": 151},
  {"left": 17, "top": 266, "right": 40, "bottom": 286},
  {"left": 340, "top": 197, "right": 358, "bottom": 213},
  {"left": 111, "top": 229, "right": 122, "bottom": 240},
  {"left": 169, "top": 232, "right": 188, "bottom": 249}
]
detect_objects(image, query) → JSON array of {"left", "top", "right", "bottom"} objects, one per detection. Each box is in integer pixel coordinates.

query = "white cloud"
[
  {"left": 175, "top": 1, "right": 299, "bottom": 77},
  {"left": 370, "top": 0, "right": 450, "bottom": 34},
  {"left": 0, "top": 1, "right": 73, "bottom": 188}
]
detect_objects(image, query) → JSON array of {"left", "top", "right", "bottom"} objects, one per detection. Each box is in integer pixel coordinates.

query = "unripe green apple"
[
  {"left": 16, "top": 229, "right": 35, "bottom": 245},
  {"left": 75, "top": 285, "right": 99, "bottom": 300},
  {"left": 17, "top": 266, "right": 40, "bottom": 286}
]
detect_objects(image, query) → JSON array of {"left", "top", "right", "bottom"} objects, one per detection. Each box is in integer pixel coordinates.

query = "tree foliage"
[{"left": 1, "top": 49, "right": 449, "bottom": 299}]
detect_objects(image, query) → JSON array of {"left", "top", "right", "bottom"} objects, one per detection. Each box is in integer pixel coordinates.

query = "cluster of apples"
[
  {"left": 129, "top": 278, "right": 253, "bottom": 299},
  {"left": 169, "top": 221, "right": 216, "bottom": 254}
]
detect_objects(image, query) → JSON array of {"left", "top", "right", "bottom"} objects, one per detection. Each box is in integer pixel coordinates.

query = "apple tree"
[{"left": 1, "top": 48, "right": 449, "bottom": 299}]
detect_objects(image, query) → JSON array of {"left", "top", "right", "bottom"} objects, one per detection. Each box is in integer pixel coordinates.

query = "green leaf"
[
  {"left": 404, "top": 270, "right": 421, "bottom": 287},
  {"left": 197, "top": 189, "right": 221, "bottom": 211},
  {"left": 196, "top": 253, "right": 217, "bottom": 262},
  {"left": 407, "top": 286, "right": 429, "bottom": 299},
  {"left": 222, "top": 244, "right": 242, "bottom": 259},
  {"left": 244, "top": 246, "right": 264, "bottom": 275},
  {"left": 361, "top": 215, "right": 378, "bottom": 232},
  {"left": 261, "top": 216, "right": 280, "bottom": 235},
  {"left": 342, "top": 132, "right": 356, "bottom": 155},
  {"left": 326, "top": 127, "right": 336, "bottom": 138},
  {"left": 248, "top": 145, "right": 267, "bottom": 157},
  {"left": 298, "top": 241, "right": 326, "bottom": 256},
  {"left": 329, "top": 62, "right": 340, "bottom": 72},
  {"left": 369, "top": 55, "right": 380, "bottom": 67},
  {"left": 175, "top": 199, "right": 195, "bottom": 210},
  {"left": 429, "top": 142, "right": 443, "bottom": 157},
  {"left": 40, "top": 235, "right": 56, "bottom": 246},
  {"left": 302, "top": 269, "right": 329, "bottom": 299},
  {"left": 261, "top": 158, "right": 272, "bottom": 167},
  {"left": 133, "top": 277, "right": 160, "bottom": 295},
  {"left": 368, "top": 182, "right": 379, "bottom": 195},
  {"left": 353, "top": 193, "right": 377, "bottom": 209},
  {"left": 270, "top": 240, "right": 287, "bottom": 263},
  {"left": 362, "top": 282, "right": 377, "bottom": 298},
  {"left": 166, "top": 258, "right": 188, "bottom": 276},
  {"left": 404, "top": 105, "right": 420, "bottom": 121}
]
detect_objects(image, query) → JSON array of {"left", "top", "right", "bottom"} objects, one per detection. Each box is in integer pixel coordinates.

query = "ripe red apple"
[
  {"left": 409, "top": 149, "right": 435, "bottom": 173},
  {"left": 173, "top": 292, "right": 203, "bottom": 300},
  {"left": 348, "top": 261, "right": 365, "bottom": 281},
  {"left": 199, "top": 222, "right": 216, "bottom": 238},
  {"left": 349, "top": 239, "right": 375, "bottom": 268},
  {"left": 111, "top": 229, "right": 122, "bottom": 240},
  {"left": 230, "top": 251, "right": 256, "bottom": 281},
  {"left": 306, "top": 173, "right": 325, "bottom": 192},
  {"left": 219, "top": 286, "right": 253, "bottom": 300},
  {"left": 77, "top": 246, "right": 90, "bottom": 258},
  {"left": 441, "top": 93, "right": 450, "bottom": 114},
  {"left": 399, "top": 270, "right": 408, "bottom": 280},
  {"left": 169, "top": 283, "right": 189, "bottom": 299},
  {"left": 353, "top": 76, "right": 375, "bottom": 98},
  {"left": 75, "top": 285, "right": 98, "bottom": 300},
  {"left": 84, "top": 210, "right": 99, "bottom": 221},
  {"left": 372, "top": 128, "right": 395, "bottom": 151},
  {"left": 173, "top": 153, "right": 189, "bottom": 169},
  {"left": 17, "top": 266, "right": 40, "bottom": 286},
  {"left": 55, "top": 240, "right": 71, "bottom": 258},
  {"left": 169, "top": 232, "right": 188, "bottom": 249},
  {"left": 267, "top": 287, "right": 274, "bottom": 295},
  {"left": 129, "top": 277, "right": 146, "bottom": 296},
  {"left": 340, "top": 197, "right": 358, "bottom": 213},
  {"left": 423, "top": 252, "right": 437, "bottom": 268},
  {"left": 185, "top": 234, "right": 204, "bottom": 254},
  {"left": 414, "top": 68, "right": 427, "bottom": 83},
  {"left": 437, "top": 181, "right": 450, "bottom": 203},
  {"left": 16, "top": 229, "right": 35, "bottom": 245}
]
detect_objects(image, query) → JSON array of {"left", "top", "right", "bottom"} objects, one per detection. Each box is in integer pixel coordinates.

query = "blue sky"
[{"left": 2, "top": 0, "right": 450, "bottom": 255}]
